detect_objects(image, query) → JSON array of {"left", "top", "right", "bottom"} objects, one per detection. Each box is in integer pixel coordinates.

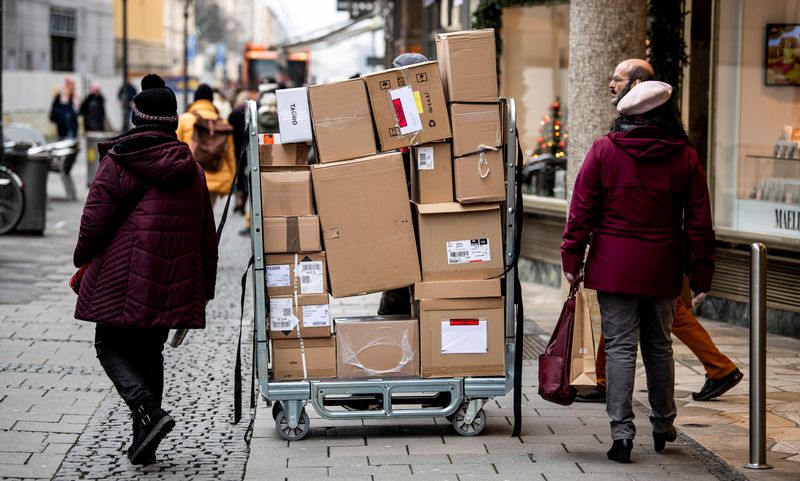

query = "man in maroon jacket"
[{"left": 561, "top": 67, "right": 715, "bottom": 463}]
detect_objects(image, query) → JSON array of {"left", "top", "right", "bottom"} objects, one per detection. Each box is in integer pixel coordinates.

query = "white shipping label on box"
[
  {"left": 266, "top": 264, "right": 291, "bottom": 288},
  {"left": 269, "top": 298, "right": 298, "bottom": 331},
  {"left": 446, "top": 238, "right": 491, "bottom": 264},
  {"left": 302, "top": 304, "right": 330, "bottom": 328},
  {"left": 417, "top": 146, "right": 435, "bottom": 170},
  {"left": 298, "top": 261, "right": 324, "bottom": 294},
  {"left": 441, "top": 318, "right": 487, "bottom": 354},
  {"left": 389, "top": 86, "right": 423, "bottom": 135},
  {"left": 276, "top": 87, "right": 312, "bottom": 143}
]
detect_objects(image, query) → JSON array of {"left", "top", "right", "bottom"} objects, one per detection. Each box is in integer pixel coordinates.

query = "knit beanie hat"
[
  {"left": 131, "top": 74, "right": 178, "bottom": 129},
  {"left": 616, "top": 80, "right": 673, "bottom": 115},
  {"left": 194, "top": 84, "right": 214, "bottom": 102},
  {"left": 391, "top": 53, "right": 428, "bottom": 68}
]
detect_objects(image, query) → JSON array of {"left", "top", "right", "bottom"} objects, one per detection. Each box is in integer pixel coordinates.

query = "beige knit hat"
[{"left": 616, "top": 80, "right": 673, "bottom": 115}]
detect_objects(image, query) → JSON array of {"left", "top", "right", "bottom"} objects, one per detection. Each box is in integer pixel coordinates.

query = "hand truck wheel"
[
  {"left": 0, "top": 166, "right": 25, "bottom": 235},
  {"left": 275, "top": 408, "right": 310, "bottom": 441},
  {"left": 450, "top": 402, "right": 487, "bottom": 436}
]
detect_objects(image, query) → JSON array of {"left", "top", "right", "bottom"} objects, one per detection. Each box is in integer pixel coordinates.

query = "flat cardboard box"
[
  {"left": 414, "top": 279, "right": 502, "bottom": 300},
  {"left": 450, "top": 103, "right": 501, "bottom": 157},
  {"left": 453, "top": 148, "right": 505, "bottom": 203},
  {"left": 435, "top": 29, "right": 498, "bottom": 102},
  {"left": 335, "top": 316, "right": 419, "bottom": 379},
  {"left": 260, "top": 170, "right": 314, "bottom": 217},
  {"left": 308, "top": 79, "right": 377, "bottom": 163},
  {"left": 276, "top": 87, "right": 313, "bottom": 143},
  {"left": 311, "top": 153, "right": 421, "bottom": 297},
  {"left": 263, "top": 216, "right": 321, "bottom": 253},
  {"left": 259, "top": 142, "right": 308, "bottom": 168},
  {"left": 265, "top": 252, "right": 328, "bottom": 296},
  {"left": 272, "top": 336, "right": 337, "bottom": 380},
  {"left": 269, "top": 293, "right": 331, "bottom": 340},
  {"left": 419, "top": 297, "right": 505, "bottom": 378},
  {"left": 411, "top": 142, "right": 453, "bottom": 204},
  {"left": 416, "top": 202, "right": 504, "bottom": 281},
  {"left": 362, "top": 61, "right": 451, "bottom": 151}
]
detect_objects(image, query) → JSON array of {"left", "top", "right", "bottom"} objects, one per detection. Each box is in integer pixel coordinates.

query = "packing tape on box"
[
  {"left": 477, "top": 144, "right": 498, "bottom": 179},
  {"left": 291, "top": 254, "right": 308, "bottom": 379},
  {"left": 286, "top": 216, "right": 300, "bottom": 252},
  {"left": 339, "top": 330, "right": 415, "bottom": 376}
]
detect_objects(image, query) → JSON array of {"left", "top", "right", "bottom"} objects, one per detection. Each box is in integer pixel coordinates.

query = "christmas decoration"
[{"left": 532, "top": 97, "right": 567, "bottom": 160}]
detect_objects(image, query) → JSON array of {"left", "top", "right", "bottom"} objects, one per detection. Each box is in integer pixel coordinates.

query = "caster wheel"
[
  {"left": 271, "top": 401, "right": 282, "bottom": 420},
  {"left": 450, "top": 403, "right": 486, "bottom": 436},
  {"left": 275, "top": 409, "right": 310, "bottom": 441}
]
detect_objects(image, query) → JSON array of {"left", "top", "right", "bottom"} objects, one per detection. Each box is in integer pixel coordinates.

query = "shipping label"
[
  {"left": 389, "top": 86, "right": 423, "bottom": 135},
  {"left": 269, "top": 298, "right": 297, "bottom": 331},
  {"left": 416, "top": 146, "right": 434, "bottom": 170},
  {"left": 446, "top": 238, "right": 491, "bottom": 264},
  {"left": 441, "top": 318, "right": 487, "bottom": 354},
  {"left": 298, "top": 260, "right": 324, "bottom": 294},
  {"left": 302, "top": 304, "right": 330, "bottom": 328},
  {"left": 266, "top": 264, "right": 291, "bottom": 288}
]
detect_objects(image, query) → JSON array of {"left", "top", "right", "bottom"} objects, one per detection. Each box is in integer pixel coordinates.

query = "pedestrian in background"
[
  {"left": 49, "top": 76, "right": 79, "bottom": 140},
  {"left": 118, "top": 80, "right": 137, "bottom": 131},
  {"left": 73, "top": 74, "right": 218, "bottom": 466},
  {"left": 79, "top": 82, "right": 109, "bottom": 133},
  {"left": 561, "top": 60, "right": 715, "bottom": 463},
  {"left": 177, "top": 83, "right": 236, "bottom": 208}
]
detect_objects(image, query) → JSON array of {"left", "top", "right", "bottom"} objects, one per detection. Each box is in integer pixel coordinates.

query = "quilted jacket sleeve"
[
  {"left": 561, "top": 139, "right": 604, "bottom": 276},
  {"left": 73, "top": 159, "right": 124, "bottom": 267},
  {"left": 684, "top": 152, "right": 716, "bottom": 294},
  {"left": 202, "top": 185, "right": 219, "bottom": 300}
]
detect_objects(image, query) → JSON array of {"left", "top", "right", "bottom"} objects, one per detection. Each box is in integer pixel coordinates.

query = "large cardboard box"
[
  {"left": 414, "top": 279, "right": 502, "bottom": 300},
  {"left": 265, "top": 252, "right": 327, "bottom": 296},
  {"left": 269, "top": 293, "right": 331, "bottom": 340},
  {"left": 416, "top": 202, "right": 503, "bottom": 281},
  {"left": 335, "top": 316, "right": 419, "bottom": 379},
  {"left": 450, "top": 103, "right": 501, "bottom": 157},
  {"left": 419, "top": 297, "right": 505, "bottom": 378},
  {"left": 276, "top": 87, "right": 313, "bottom": 143},
  {"left": 260, "top": 170, "right": 314, "bottom": 217},
  {"left": 308, "top": 79, "right": 377, "bottom": 163},
  {"left": 311, "top": 153, "right": 421, "bottom": 297},
  {"left": 263, "top": 216, "right": 321, "bottom": 253},
  {"left": 453, "top": 148, "right": 505, "bottom": 203},
  {"left": 362, "top": 61, "right": 451, "bottom": 152},
  {"left": 411, "top": 142, "right": 453, "bottom": 204},
  {"left": 435, "top": 29, "right": 498, "bottom": 102},
  {"left": 272, "top": 336, "right": 337, "bottom": 380},
  {"left": 259, "top": 142, "right": 308, "bottom": 168}
]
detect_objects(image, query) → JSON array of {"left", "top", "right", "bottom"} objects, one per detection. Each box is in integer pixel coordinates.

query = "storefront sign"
[{"left": 737, "top": 199, "right": 800, "bottom": 239}]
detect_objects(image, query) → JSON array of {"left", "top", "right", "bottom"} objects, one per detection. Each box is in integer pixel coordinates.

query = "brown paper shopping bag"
[{"left": 569, "top": 284, "right": 597, "bottom": 388}]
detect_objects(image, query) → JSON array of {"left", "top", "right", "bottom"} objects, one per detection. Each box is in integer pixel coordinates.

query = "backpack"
[{"left": 190, "top": 111, "right": 234, "bottom": 172}]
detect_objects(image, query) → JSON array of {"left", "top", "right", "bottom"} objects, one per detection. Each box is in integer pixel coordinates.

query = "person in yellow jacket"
[{"left": 176, "top": 84, "right": 236, "bottom": 209}]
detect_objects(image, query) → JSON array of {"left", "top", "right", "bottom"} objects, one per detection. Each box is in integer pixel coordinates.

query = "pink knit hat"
[{"left": 616, "top": 80, "right": 673, "bottom": 115}]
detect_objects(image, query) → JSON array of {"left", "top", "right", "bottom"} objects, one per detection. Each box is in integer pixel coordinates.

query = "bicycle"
[{"left": 0, "top": 164, "right": 25, "bottom": 235}]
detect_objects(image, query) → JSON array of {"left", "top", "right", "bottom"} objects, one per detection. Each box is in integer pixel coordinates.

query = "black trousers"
[{"left": 94, "top": 324, "right": 169, "bottom": 413}]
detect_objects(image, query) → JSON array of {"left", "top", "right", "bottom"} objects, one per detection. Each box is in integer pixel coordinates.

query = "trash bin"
[
  {"left": 85, "top": 131, "right": 117, "bottom": 187},
  {"left": 3, "top": 148, "right": 49, "bottom": 234}
]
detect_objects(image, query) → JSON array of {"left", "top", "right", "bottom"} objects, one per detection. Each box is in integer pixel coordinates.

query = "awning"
[{"left": 272, "top": 14, "right": 383, "bottom": 51}]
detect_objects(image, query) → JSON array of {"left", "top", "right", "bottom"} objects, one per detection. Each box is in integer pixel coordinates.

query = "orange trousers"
[{"left": 596, "top": 297, "right": 737, "bottom": 387}]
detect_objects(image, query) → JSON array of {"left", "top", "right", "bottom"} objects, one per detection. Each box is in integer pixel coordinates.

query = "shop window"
[{"left": 50, "top": 8, "right": 76, "bottom": 72}]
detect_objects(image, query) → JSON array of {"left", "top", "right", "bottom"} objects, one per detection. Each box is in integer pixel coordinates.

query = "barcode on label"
[
  {"left": 282, "top": 308, "right": 292, "bottom": 316},
  {"left": 301, "top": 276, "right": 310, "bottom": 284},
  {"left": 301, "top": 264, "right": 317, "bottom": 271},
  {"left": 271, "top": 320, "right": 293, "bottom": 330},
  {"left": 449, "top": 251, "right": 469, "bottom": 258}
]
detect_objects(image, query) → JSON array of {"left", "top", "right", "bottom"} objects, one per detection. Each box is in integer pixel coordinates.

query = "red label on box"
[
  {"left": 392, "top": 98, "right": 407, "bottom": 127},
  {"left": 450, "top": 319, "right": 480, "bottom": 326}
]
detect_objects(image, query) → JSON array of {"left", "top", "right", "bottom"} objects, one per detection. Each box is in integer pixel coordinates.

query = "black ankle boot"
[
  {"left": 128, "top": 404, "right": 174, "bottom": 465},
  {"left": 607, "top": 438, "right": 633, "bottom": 463},
  {"left": 653, "top": 427, "right": 677, "bottom": 453}
]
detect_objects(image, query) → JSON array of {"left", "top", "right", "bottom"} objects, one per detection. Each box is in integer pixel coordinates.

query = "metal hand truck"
[{"left": 244, "top": 97, "right": 522, "bottom": 441}]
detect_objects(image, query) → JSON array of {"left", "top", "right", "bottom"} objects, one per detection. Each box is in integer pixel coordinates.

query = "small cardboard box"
[
  {"left": 259, "top": 142, "right": 308, "bottom": 168},
  {"left": 263, "top": 216, "right": 321, "bottom": 253},
  {"left": 435, "top": 29, "right": 498, "bottom": 102},
  {"left": 335, "top": 316, "right": 419, "bottom": 379},
  {"left": 269, "top": 293, "right": 331, "bottom": 340},
  {"left": 410, "top": 142, "right": 453, "bottom": 204},
  {"left": 311, "top": 153, "right": 421, "bottom": 297},
  {"left": 450, "top": 103, "right": 501, "bottom": 157},
  {"left": 276, "top": 87, "right": 313, "bottom": 143},
  {"left": 453, "top": 148, "right": 505, "bottom": 203},
  {"left": 419, "top": 297, "right": 505, "bottom": 378},
  {"left": 308, "top": 79, "right": 377, "bottom": 163},
  {"left": 362, "top": 61, "right": 451, "bottom": 152},
  {"left": 272, "top": 336, "right": 337, "bottom": 380},
  {"left": 414, "top": 279, "right": 502, "bottom": 300},
  {"left": 416, "top": 202, "right": 503, "bottom": 281},
  {"left": 265, "top": 252, "right": 328, "bottom": 296},
  {"left": 260, "top": 170, "right": 314, "bottom": 217}
]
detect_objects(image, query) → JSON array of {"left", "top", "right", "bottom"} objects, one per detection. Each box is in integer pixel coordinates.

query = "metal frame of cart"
[{"left": 243, "top": 97, "right": 520, "bottom": 440}]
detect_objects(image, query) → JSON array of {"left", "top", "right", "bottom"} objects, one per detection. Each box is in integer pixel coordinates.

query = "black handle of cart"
[{"left": 243, "top": 98, "right": 522, "bottom": 440}]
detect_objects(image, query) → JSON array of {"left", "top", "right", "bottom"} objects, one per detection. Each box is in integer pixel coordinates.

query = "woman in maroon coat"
[
  {"left": 73, "top": 74, "right": 217, "bottom": 465},
  {"left": 561, "top": 80, "right": 715, "bottom": 463}
]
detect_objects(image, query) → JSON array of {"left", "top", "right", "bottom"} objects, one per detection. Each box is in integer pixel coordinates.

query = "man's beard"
[{"left": 610, "top": 81, "right": 634, "bottom": 107}]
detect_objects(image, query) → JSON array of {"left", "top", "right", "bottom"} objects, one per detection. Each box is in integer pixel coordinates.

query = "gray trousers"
[{"left": 598, "top": 292, "right": 677, "bottom": 440}]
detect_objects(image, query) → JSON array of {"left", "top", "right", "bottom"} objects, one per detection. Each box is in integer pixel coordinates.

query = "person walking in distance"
[
  {"left": 561, "top": 60, "right": 715, "bottom": 463},
  {"left": 80, "top": 82, "right": 109, "bottom": 133},
  {"left": 73, "top": 74, "right": 218, "bottom": 466},
  {"left": 50, "top": 76, "right": 79, "bottom": 140},
  {"left": 177, "top": 83, "right": 236, "bottom": 210}
]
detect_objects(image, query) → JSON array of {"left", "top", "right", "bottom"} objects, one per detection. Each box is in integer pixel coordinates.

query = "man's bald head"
[{"left": 609, "top": 58, "right": 656, "bottom": 106}]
